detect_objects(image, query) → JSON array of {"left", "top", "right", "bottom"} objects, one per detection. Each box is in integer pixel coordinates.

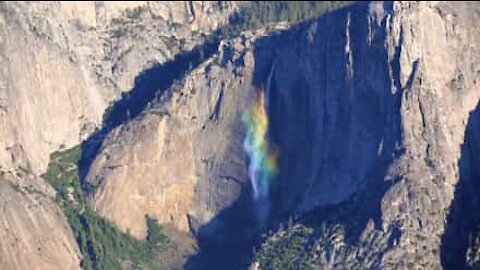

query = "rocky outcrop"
[
  {"left": 85, "top": 1, "right": 480, "bottom": 268},
  {"left": 85, "top": 43, "right": 253, "bottom": 237}
]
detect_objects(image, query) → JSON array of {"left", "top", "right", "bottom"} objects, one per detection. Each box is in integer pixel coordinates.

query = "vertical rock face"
[
  {"left": 0, "top": 2, "right": 237, "bottom": 269},
  {"left": 442, "top": 101, "right": 480, "bottom": 268},
  {"left": 85, "top": 1, "right": 480, "bottom": 268},
  {"left": 259, "top": 1, "right": 480, "bottom": 268},
  {"left": 259, "top": 1, "right": 479, "bottom": 268},
  {"left": 266, "top": 0, "right": 479, "bottom": 214},
  {"left": 0, "top": 177, "right": 81, "bottom": 270},
  {"left": 0, "top": 1, "right": 238, "bottom": 176}
]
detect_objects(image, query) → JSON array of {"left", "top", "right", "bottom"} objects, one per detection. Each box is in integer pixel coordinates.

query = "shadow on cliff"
[
  {"left": 184, "top": 190, "right": 263, "bottom": 270},
  {"left": 78, "top": 37, "right": 220, "bottom": 183},
  {"left": 441, "top": 101, "right": 480, "bottom": 269},
  {"left": 258, "top": 0, "right": 403, "bottom": 246}
]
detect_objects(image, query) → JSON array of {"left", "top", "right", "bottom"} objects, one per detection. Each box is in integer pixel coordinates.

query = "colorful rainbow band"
[{"left": 242, "top": 89, "right": 278, "bottom": 200}]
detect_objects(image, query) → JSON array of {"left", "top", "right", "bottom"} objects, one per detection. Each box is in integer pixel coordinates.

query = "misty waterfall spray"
[{"left": 242, "top": 63, "right": 277, "bottom": 225}]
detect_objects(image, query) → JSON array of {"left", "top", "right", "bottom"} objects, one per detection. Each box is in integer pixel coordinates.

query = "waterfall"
[
  {"left": 242, "top": 62, "right": 278, "bottom": 225},
  {"left": 265, "top": 61, "right": 276, "bottom": 111}
]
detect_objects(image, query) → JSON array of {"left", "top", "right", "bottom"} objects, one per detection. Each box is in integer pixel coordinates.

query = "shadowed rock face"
[
  {"left": 259, "top": 2, "right": 480, "bottom": 268},
  {"left": 261, "top": 2, "right": 480, "bottom": 268},
  {"left": 264, "top": 2, "right": 399, "bottom": 214},
  {"left": 73, "top": 1, "right": 480, "bottom": 269},
  {"left": 442, "top": 102, "right": 480, "bottom": 268}
]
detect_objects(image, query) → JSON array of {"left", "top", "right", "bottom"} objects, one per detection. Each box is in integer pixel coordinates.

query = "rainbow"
[{"left": 242, "top": 89, "right": 278, "bottom": 200}]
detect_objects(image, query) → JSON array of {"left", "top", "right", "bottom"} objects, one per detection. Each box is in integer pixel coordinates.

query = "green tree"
[
  {"left": 42, "top": 146, "right": 170, "bottom": 270},
  {"left": 146, "top": 215, "right": 169, "bottom": 251}
]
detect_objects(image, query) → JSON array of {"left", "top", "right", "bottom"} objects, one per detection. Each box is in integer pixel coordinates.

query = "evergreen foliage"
[
  {"left": 221, "top": 1, "right": 352, "bottom": 38},
  {"left": 43, "top": 146, "right": 169, "bottom": 270}
]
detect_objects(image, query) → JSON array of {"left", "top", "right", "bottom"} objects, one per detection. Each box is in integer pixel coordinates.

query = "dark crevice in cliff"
[
  {"left": 78, "top": 37, "right": 220, "bottom": 185},
  {"left": 210, "top": 88, "right": 224, "bottom": 122},
  {"left": 391, "top": 24, "right": 403, "bottom": 92},
  {"left": 404, "top": 59, "right": 420, "bottom": 91},
  {"left": 441, "top": 101, "right": 480, "bottom": 269}
]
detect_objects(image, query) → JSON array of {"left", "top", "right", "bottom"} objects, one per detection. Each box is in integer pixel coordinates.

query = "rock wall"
[
  {"left": 0, "top": 176, "right": 81, "bottom": 270},
  {"left": 86, "top": 46, "right": 253, "bottom": 237},
  {"left": 0, "top": 2, "right": 237, "bottom": 269},
  {"left": 263, "top": 1, "right": 480, "bottom": 268},
  {"left": 0, "top": 1, "right": 237, "bottom": 176},
  {"left": 85, "top": 1, "right": 480, "bottom": 268}
]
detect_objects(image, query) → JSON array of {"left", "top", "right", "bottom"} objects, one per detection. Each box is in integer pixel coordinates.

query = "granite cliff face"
[
  {"left": 262, "top": 2, "right": 480, "bottom": 268},
  {"left": 2, "top": 1, "right": 480, "bottom": 269},
  {"left": 85, "top": 55, "right": 252, "bottom": 237},
  {"left": 0, "top": 2, "right": 237, "bottom": 269},
  {"left": 0, "top": 177, "right": 81, "bottom": 270},
  {"left": 0, "top": 1, "right": 237, "bottom": 176},
  {"left": 255, "top": 1, "right": 480, "bottom": 268},
  {"left": 85, "top": 1, "right": 480, "bottom": 269}
]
